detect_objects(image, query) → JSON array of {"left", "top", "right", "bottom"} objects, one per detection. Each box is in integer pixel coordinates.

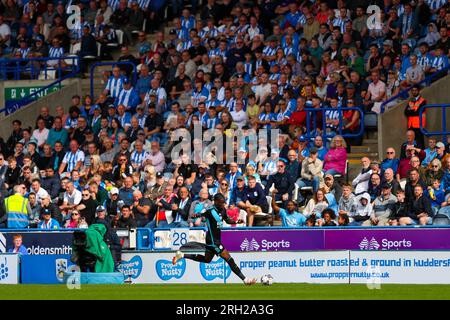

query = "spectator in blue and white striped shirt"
[
  {"left": 115, "top": 78, "right": 141, "bottom": 112},
  {"left": 130, "top": 140, "right": 149, "bottom": 170},
  {"left": 47, "top": 38, "right": 64, "bottom": 66},
  {"left": 59, "top": 140, "right": 85, "bottom": 175},
  {"left": 103, "top": 66, "right": 125, "bottom": 99}
]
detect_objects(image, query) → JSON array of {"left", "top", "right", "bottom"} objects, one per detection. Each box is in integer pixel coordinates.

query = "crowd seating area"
[{"left": 0, "top": 0, "right": 449, "bottom": 232}]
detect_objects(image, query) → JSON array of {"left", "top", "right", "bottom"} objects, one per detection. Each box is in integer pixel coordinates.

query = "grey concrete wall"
[
  {"left": 378, "top": 75, "right": 450, "bottom": 158},
  {"left": 0, "top": 79, "right": 82, "bottom": 139}
]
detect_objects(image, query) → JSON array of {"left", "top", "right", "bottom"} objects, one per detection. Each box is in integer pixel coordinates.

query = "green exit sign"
[{"left": 5, "top": 85, "right": 62, "bottom": 101}]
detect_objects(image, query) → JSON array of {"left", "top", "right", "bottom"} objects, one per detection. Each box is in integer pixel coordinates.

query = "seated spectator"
[
  {"left": 265, "top": 160, "right": 295, "bottom": 208},
  {"left": 363, "top": 182, "right": 397, "bottom": 226},
  {"left": 59, "top": 181, "right": 82, "bottom": 218},
  {"left": 303, "top": 189, "right": 329, "bottom": 224},
  {"left": 145, "top": 185, "right": 177, "bottom": 229},
  {"left": 382, "top": 168, "right": 401, "bottom": 195},
  {"left": 352, "top": 157, "right": 372, "bottom": 195},
  {"left": 338, "top": 183, "right": 356, "bottom": 217},
  {"left": 188, "top": 189, "right": 212, "bottom": 227},
  {"left": 170, "top": 186, "right": 191, "bottom": 228},
  {"left": 323, "top": 135, "right": 347, "bottom": 176},
  {"left": 298, "top": 148, "right": 323, "bottom": 193},
  {"left": 321, "top": 208, "right": 337, "bottom": 226},
  {"left": 388, "top": 189, "right": 410, "bottom": 226},
  {"left": 421, "top": 138, "right": 438, "bottom": 168},
  {"left": 350, "top": 193, "right": 372, "bottom": 226},
  {"left": 113, "top": 205, "right": 137, "bottom": 229},
  {"left": 423, "top": 159, "right": 444, "bottom": 187},
  {"left": 368, "top": 173, "right": 382, "bottom": 202},
  {"left": 426, "top": 179, "right": 445, "bottom": 216},
  {"left": 244, "top": 175, "right": 268, "bottom": 226},
  {"left": 38, "top": 207, "right": 60, "bottom": 229},
  {"left": 271, "top": 194, "right": 306, "bottom": 227},
  {"left": 400, "top": 185, "right": 433, "bottom": 226}
]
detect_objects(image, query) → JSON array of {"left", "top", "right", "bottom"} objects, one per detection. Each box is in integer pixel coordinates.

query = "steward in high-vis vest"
[
  {"left": 404, "top": 85, "right": 426, "bottom": 149},
  {"left": 5, "top": 185, "right": 31, "bottom": 228}
]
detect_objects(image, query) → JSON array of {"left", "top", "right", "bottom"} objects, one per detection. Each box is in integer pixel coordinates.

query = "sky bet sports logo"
[
  {"left": 240, "top": 238, "right": 260, "bottom": 251},
  {"left": 359, "top": 237, "right": 380, "bottom": 250},
  {"left": 156, "top": 259, "right": 186, "bottom": 281},
  {"left": 240, "top": 238, "right": 291, "bottom": 251},
  {"left": 359, "top": 237, "right": 413, "bottom": 250},
  {"left": 200, "top": 259, "right": 231, "bottom": 281},
  {"left": 118, "top": 256, "right": 143, "bottom": 279}
]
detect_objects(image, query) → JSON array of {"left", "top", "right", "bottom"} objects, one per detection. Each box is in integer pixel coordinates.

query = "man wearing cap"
[
  {"left": 363, "top": 182, "right": 397, "bottom": 226},
  {"left": 115, "top": 78, "right": 141, "bottom": 112},
  {"left": 298, "top": 148, "right": 323, "bottom": 193},
  {"left": 405, "top": 85, "right": 426, "bottom": 149},
  {"left": 38, "top": 207, "right": 60, "bottom": 229},
  {"left": 145, "top": 171, "right": 168, "bottom": 203}
]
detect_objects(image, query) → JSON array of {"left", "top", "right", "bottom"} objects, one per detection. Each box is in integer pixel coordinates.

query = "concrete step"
[
  {"left": 362, "top": 139, "right": 378, "bottom": 145},
  {"left": 347, "top": 152, "right": 379, "bottom": 159}
]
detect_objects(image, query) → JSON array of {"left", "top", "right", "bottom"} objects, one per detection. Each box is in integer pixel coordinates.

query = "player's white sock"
[
  {"left": 172, "top": 250, "right": 184, "bottom": 265},
  {"left": 244, "top": 277, "right": 257, "bottom": 285}
]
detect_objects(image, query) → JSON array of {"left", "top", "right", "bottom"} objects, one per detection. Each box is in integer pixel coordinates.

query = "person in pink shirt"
[{"left": 323, "top": 135, "right": 347, "bottom": 176}]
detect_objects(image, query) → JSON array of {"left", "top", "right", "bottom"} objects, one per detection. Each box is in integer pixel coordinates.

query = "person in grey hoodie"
[{"left": 363, "top": 182, "right": 397, "bottom": 226}]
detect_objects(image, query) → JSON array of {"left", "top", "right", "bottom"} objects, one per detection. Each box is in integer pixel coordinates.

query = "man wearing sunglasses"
[{"left": 381, "top": 147, "right": 400, "bottom": 174}]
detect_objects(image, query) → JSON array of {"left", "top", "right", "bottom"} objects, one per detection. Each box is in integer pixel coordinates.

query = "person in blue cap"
[{"left": 38, "top": 208, "right": 60, "bottom": 229}]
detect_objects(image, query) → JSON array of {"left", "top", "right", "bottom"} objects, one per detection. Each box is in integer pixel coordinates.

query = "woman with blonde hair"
[
  {"left": 424, "top": 158, "right": 444, "bottom": 187},
  {"left": 323, "top": 135, "right": 347, "bottom": 176},
  {"left": 244, "top": 163, "right": 262, "bottom": 185},
  {"left": 83, "top": 155, "right": 102, "bottom": 179}
]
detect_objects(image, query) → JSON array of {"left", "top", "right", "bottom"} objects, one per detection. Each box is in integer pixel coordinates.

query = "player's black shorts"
[{"left": 206, "top": 242, "right": 225, "bottom": 256}]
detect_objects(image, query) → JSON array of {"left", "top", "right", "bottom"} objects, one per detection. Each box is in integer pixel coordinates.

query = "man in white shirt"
[
  {"left": 230, "top": 100, "right": 248, "bottom": 129},
  {"left": 59, "top": 139, "right": 85, "bottom": 174},
  {"left": 143, "top": 141, "right": 166, "bottom": 172},
  {"left": 254, "top": 72, "right": 271, "bottom": 104},
  {"left": 30, "top": 179, "right": 50, "bottom": 204},
  {"left": 59, "top": 181, "right": 82, "bottom": 215}
]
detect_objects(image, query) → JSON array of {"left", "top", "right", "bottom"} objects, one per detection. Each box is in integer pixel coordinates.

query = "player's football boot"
[{"left": 172, "top": 250, "right": 184, "bottom": 265}]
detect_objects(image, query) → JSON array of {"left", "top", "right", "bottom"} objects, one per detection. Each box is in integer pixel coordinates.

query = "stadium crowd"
[{"left": 0, "top": 0, "right": 449, "bottom": 230}]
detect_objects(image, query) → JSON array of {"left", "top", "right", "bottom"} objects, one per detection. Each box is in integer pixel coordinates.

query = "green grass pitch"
[{"left": 2, "top": 283, "right": 450, "bottom": 300}]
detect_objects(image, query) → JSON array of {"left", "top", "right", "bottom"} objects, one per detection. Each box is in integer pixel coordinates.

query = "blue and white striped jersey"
[
  {"left": 62, "top": 149, "right": 85, "bottom": 173},
  {"left": 105, "top": 76, "right": 125, "bottom": 98}
]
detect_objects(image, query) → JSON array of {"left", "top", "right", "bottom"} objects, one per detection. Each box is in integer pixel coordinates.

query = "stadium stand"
[{"left": 0, "top": 0, "right": 449, "bottom": 234}]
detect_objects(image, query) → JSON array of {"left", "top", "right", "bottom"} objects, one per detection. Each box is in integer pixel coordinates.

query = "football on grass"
[{"left": 260, "top": 274, "right": 274, "bottom": 285}]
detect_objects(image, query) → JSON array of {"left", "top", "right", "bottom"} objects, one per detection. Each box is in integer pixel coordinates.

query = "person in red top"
[
  {"left": 145, "top": 185, "right": 177, "bottom": 229},
  {"left": 288, "top": 96, "right": 307, "bottom": 128},
  {"left": 342, "top": 99, "right": 362, "bottom": 146}
]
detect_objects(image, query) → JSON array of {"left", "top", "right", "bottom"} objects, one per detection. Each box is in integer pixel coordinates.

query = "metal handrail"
[
  {"left": 0, "top": 57, "right": 81, "bottom": 115},
  {"left": 380, "top": 66, "right": 450, "bottom": 113},
  {"left": 303, "top": 106, "right": 365, "bottom": 141},
  {"left": 419, "top": 104, "right": 450, "bottom": 141},
  {"left": 0, "top": 56, "right": 79, "bottom": 81},
  {"left": 89, "top": 61, "right": 138, "bottom": 99}
]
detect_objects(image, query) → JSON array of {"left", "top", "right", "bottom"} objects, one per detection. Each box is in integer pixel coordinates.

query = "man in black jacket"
[
  {"left": 401, "top": 185, "right": 433, "bottom": 225},
  {"left": 41, "top": 167, "right": 60, "bottom": 200},
  {"left": 79, "top": 25, "right": 98, "bottom": 72},
  {"left": 265, "top": 160, "right": 295, "bottom": 208},
  {"left": 169, "top": 186, "right": 191, "bottom": 227}
]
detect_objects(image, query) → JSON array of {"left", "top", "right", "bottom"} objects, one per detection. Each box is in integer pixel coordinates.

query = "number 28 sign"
[{"left": 170, "top": 229, "right": 189, "bottom": 250}]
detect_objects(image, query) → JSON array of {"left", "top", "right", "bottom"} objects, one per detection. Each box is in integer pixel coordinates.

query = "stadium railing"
[
  {"left": 380, "top": 66, "right": 450, "bottom": 114},
  {"left": 0, "top": 57, "right": 81, "bottom": 116},
  {"left": 0, "top": 56, "right": 79, "bottom": 81},
  {"left": 419, "top": 103, "right": 450, "bottom": 141},
  {"left": 89, "top": 61, "right": 138, "bottom": 99},
  {"left": 303, "top": 106, "right": 365, "bottom": 141}
]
